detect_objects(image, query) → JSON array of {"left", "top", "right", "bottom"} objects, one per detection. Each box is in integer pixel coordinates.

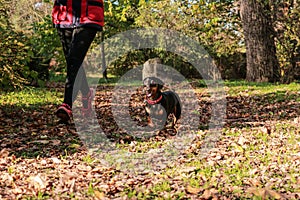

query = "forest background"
[{"left": 0, "top": 0, "right": 299, "bottom": 89}]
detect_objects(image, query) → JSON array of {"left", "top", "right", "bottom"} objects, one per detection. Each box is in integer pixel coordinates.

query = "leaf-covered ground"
[{"left": 0, "top": 81, "right": 299, "bottom": 199}]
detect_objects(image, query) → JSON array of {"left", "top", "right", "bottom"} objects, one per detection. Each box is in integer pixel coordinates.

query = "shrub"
[{"left": 0, "top": 1, "right": 31, "bottom": 90}]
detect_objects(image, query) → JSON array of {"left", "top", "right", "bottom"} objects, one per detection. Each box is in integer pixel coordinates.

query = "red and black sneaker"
[
  {"left": 56, "top": 103, "right": 72, "bottom": 123},
  {"left": 81, "top": 88, "right": 95, "bottom": 117}
]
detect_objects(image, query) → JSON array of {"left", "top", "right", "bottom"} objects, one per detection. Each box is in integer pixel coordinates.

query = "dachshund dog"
[{"left": 143, "top": 77, "right": 181, "bottom": 129}]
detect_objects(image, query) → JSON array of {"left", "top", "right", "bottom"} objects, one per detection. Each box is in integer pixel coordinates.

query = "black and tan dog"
[{"left": 143, "top": 77, "right": 181, "bottom": 129}]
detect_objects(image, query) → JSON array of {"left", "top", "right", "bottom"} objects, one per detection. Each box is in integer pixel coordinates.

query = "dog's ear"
[
  {"left": 153, "top": 77, "right": 164, "bottom": 86},
  {"left": 143, "top": 77, "right": 150, "bottom": 86},
  {"left": 155, "top": 78, "right": 164, "bottom": 90},
  {"left": 157, "top": 84, "right": 163, "bottom": 90}
]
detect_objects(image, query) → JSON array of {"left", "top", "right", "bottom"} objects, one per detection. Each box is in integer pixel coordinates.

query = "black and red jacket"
[{"left": 52, "top": 0, "right": 104, "bottom": 30}]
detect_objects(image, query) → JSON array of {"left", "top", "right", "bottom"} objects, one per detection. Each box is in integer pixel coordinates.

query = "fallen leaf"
[
  {"left": 12, "top": 187, "right": 23, "bottom": 195},
  {"left": 51, "top": 140, "right": 61, "bottom": 145},
  {"left": 237, "top": 136, "right": 247, "bottom": 146},
  {"left": 51, "top": 157, "right": 61, "bottom": 164},
  {"left": 32, "top": 140, "right": 49, "bottom": 144},
  {"left": 249, "top": 178, "right": 261, "bottom": 187},
  {"left": 0, "top": 148, "right": 10, "bottom": 158},
  {"left": 179, "top": 166, "right": 197, "bottom": 173},
  {"left": 1, "top": 173, "right": 14, "bottom": 186},
  {"left": 186, "top": 185, "right": 202, "bottom": 194},
  {"left": 29, "top": 175, "right": 46, "bottom": 190},
  {"left": 94, "top": 190, "right": 106, "bottom": 199},
  {"left": 246, "top": 187, "right": 282, "bottom": 199},
  {"left": 40, "top": 159, "right": 47, "bottom": 165},
  {"left": 266, "top": 188, "right": 282, "bottom": 199},
  {"left": 246, "top": 187, "right": 264, "bottom": 197},
  {"left": 201, "top": 188, "right": 218, "bottom": 199},
  {"left": 69, "top": 178, "right": 76, "bottom": 193}
]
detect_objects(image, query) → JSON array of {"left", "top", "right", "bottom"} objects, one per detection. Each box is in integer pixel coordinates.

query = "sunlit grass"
[
  {"left": 0, "top": 86, "right": 62, "bottom": 106},
  {"left": 224, "top": 81, "right": 300, "bottom": 96}
]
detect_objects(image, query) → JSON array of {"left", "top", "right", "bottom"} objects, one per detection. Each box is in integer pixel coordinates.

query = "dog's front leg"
[
  {"left": 147, "top": 116, "right": 155, "bottom": 127},
  {"left": 145, "top": 106, "right": 154, "bottom": 127}
]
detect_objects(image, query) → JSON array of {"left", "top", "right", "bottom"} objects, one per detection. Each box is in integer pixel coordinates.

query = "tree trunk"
[{"left": 240, "top": 0, "right": 280, "bottom": 82}]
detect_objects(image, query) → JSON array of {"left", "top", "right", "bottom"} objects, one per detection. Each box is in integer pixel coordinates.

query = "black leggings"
[{"left": 57, "top": 27, "right": 97, "bottom": 108}]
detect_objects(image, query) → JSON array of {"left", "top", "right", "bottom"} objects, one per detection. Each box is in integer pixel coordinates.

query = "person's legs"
[
  {"left": 64, "top": 27, "right": 97, "bottom": 107},
  {"left": 56, "top": 28, "right": 73, "bottom": 58},
  {"left": 56, "top": 27, "right": 97, "bottom": 121}
]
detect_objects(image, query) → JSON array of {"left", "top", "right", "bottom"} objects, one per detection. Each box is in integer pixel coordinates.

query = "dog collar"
[{"left": 146, "top": 94, "right": 163, "bottom": 105}]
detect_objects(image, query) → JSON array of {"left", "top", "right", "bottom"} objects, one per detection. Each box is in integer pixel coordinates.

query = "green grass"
[
  {"left": 224, "top": 80, "right": 300, "bottom": 96},
  {"left": 0, "top": 86, "right": 62, "bottom": 106}
]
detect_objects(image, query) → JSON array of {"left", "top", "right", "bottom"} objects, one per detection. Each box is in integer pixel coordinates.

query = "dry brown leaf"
[
  {"left": 246, "top": 187, "right": 282, "bottom": 199},
  {"left": 246, "top": 187, "right": 265, "bottom": 197},
  {"left": 32, "top": 140, "right": 49, "bottom": 144},
  {"left": 28, "top": 175, "right": 46, "bottom": 190},
  {"left": 261, "top": 125, "right": 272, "bottom": 135},
  {"left": 249, "top": 168, "right": 259, "bottom": 176},
  {"left": 77, "top": 164, "right": 92, "bottom": 171},
  {"left": 69, "top": 178, "right": 76, "bottom": 193},
  {"left": 249, "top": 178, "right": 262, "bottom": 187},
  {"left": 180, "top": 166, "right": 197, "bottom": 173},
  {"left": 12, "top": 187, "right": 23, "bottom": 195},
  {"left": 51, "top": 140, "right": 61, "bottom": 145},
  {"left": 186, "top": 185, "right": 202, "bottom": 194},
  {"left": 126, "top": 178, "right": 135, "bottom": 185},
  {"left": 98, "top": 184, "right": 110, "bottom": 192},
  {"left": 0, "top": 148, "right": 10, "bottom": 158},
  {"left": 40, "top": 159, "right": 47, "bottom": 165},
  {"left": 237, "top": 136, "right": 247, "bottom": 146},
  {"left": 293, "top": 117, "right": 300, "bottom": 125},
  {"left": 94, "top": 190, "right": 106, "bottom": 199},
  {"left": 63, "top": 172, "right": 78, "bottom": 179},
  {"left": 50, "top": 157, "right": 61, "bottom": 164},
  {"left": 201, "top": 188, "right": 218, "bottom": 199},
  {"left": 2, "top": 173, "right": 14, "bottom": 186},
  {"left": 266, "top": 188, "right": 282, "bottom": 199}
]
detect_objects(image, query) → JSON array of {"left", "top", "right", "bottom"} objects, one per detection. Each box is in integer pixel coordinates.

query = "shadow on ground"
[
  {"left": 1, "top": 85, "right": 299, "bottom": 158},
  {"left": 0, "top": 103, "right": 83, "bottom": 158}
]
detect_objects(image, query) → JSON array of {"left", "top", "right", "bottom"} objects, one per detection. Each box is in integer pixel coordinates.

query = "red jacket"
[{"left": 52, "top": 0, "right": 104, "bottom": 30}]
